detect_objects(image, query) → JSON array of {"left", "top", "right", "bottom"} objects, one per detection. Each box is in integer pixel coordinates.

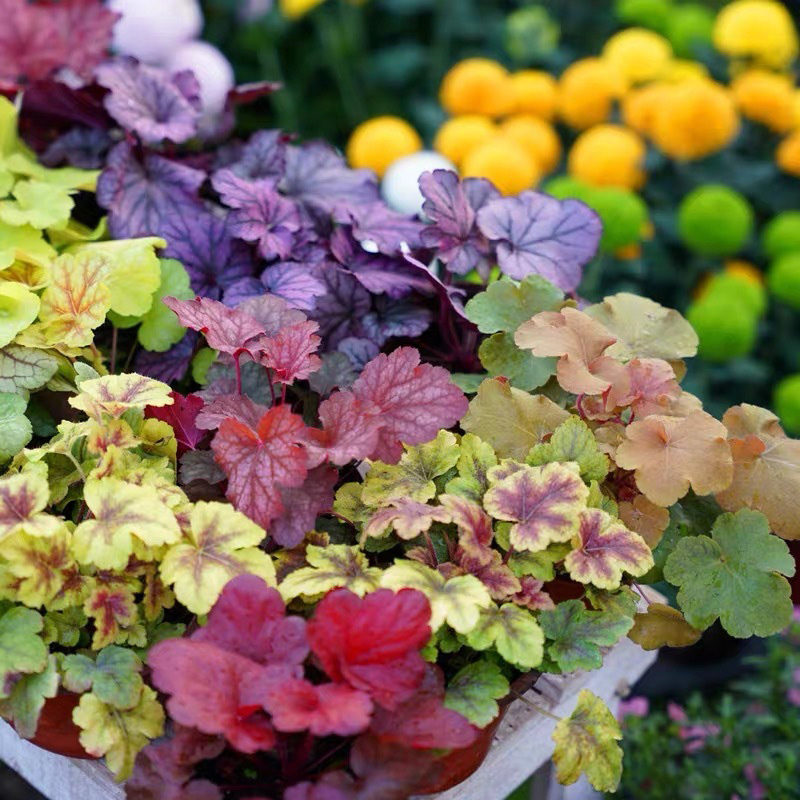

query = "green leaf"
[
  {"left": 465, "top": 275, "right": 564, "bottom": 334},
  {"left": 279, "top": 544, "right": 382, "bottom": 601},
  {"left": 0, "top": 654, "right": 58, "bottom": 738},
  {"left": 444, "top": 660, "right": 509, "bottom": 727},
  {"left": 0, "top": 180, "right": 74, "bottom": 229},
  {"left": 479, "top": 332, "right": 556, "bottom": 391},
  {"left": 586, "top": 480, "right": 618, "bottom": 516},
  {"left": 585, "top": 586, "right": 638, "bottom": 620},
  {"left": 663, "top": 509, "right": 795, "bottom": 638},
  {"left": 61, "top": 646, "right": 144, "bottom": 710},
  {"left": 0, "top": 606, "right": 47, "bottom": 698},
  {"left": 137, "top": 259, "right": 194, "bottom": 352},
  {"left": 42, "top": 608, "right": 86, "bottom": 648},
  {"left": 362, "top": 430, "right": 460, "bottom": 506},
  {"left": 527, "top": 417, "right": 609, "bottom": 483},
  {"left": 540, "top": 599, "right": 633, "bottom": 673},
  {"left": 0, "top": 221, "right": 56, "bottom": 269},
  {"left": 449, "top": 373, "right": 486, "bottom": 394},
  {"left": 0, "top": 345, "right": 58, "bottom": 395},
  {"left": 465, "top": 603, "right": 544, "bottom": 669},
  {"left": 444, "top": 433, "right": 498, "bottom": 503},
  {"left": 0, "top": 392, "right": 32, "bottom": 460},
  {"left": 552, "top": 690, "right": 622, "bottom": 792}
]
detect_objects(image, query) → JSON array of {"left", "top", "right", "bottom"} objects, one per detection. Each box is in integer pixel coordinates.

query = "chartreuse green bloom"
[
  {"left": 678, "top": 185, "right": 754, "bottom": 256},
  {"left": 768, "top": 252, "right": 800, "bottom": 308},
  {"left": 774, "top": 374, "right": 800, "bottom": 434},
  {"left": 615, "top": 0, "right": 672, "bottom": 32},
  {"left": 762, "top": 211, "right": 800, "bottom": 260},
  {"left": 0, "top": 282, "right": 40, "bottom": 347},
  {"left": 702, "top": 271, "right": 767, "bottom": 317},
  {"left": 686, "top": 297, "right": 757, "bottom": 362},
  {"left": 666, "top": 3, "right": 715, "bottom": 57}
]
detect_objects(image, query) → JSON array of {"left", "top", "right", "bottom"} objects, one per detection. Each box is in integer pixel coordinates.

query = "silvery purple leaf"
[
  {"left": 337, "top": 337, "right": 379, "bottom": 370},
  {"left": 211, "top": 168, "right": 276, "bottom": 209},
  {"left": 96, "top": 142, "right": 205, "bottom": 239},
  {"left": 342, "top": 201, "right": 424, "bottom": 255},
  {"left": 271, "top": 466, "right": 338, "bottom": 548},
  {"left": 361, "top": 297, "right": 433, "bottom": 346},
  {"left": 419, "top": 170, "right": 500, "bottom": 276},
  {"left": 180, "top": 450, "right": 225, "bottom": 486},
  {"left": 226, "top": 129, "right": 286, "bottom": 181},
  {"left": 96, "top": 58, "right": 201, "bottom": 144},
  {"left": 261, "top": 261, "right": 326, "bottom": 311},
  {"left": 310, "top": 269, "right": 371, "bottom": 348},
  {"left": 401, "top": 251, "right": 469, "bottom": 320},
  {"left": 281, "top": 141, "right": 379, "bottom": 214},
  {"left": 135, "top": 332, "right": 197, "bottom": 383},
  {"left": 236, "top": 294, "right": 307, "bottom": 337},
  {"left": 161, "top": 208, "right": 255, "bottom": 300},
  {"left": 476, "top": 191, "right": 602, "bottom": 292},
  {"left": 41, "top": 127, "right": 111, "bottom": 169},
  {"left": 222, "top": 277, "right": 262, "bottom": 307}
]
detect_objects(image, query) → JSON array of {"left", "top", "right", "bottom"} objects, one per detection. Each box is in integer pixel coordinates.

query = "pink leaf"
[
  {"left": 195, "top": 394, "right": 269, "bottom": 431},
  {"left": 440, "top": 494, "right": 494, "bottom": 570},
  {"left": 146, "top": 391, "right": 205, "bottom": 455},
  {"left": 304, "top": 391, "right": 382, "bottom": 466},
  {"left": 257, "top": 320, "right": 322, "bottom": 383},
  {"left": 237, "top": 294, "right": 307, "bottom": 336},
  {"left": 270, "top": 466, "right": 339, "bottom": 548},
  {"left": 512, "top": 577, "right": 555, "bottom": 610}
]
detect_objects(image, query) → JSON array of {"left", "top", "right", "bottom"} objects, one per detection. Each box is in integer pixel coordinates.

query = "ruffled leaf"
[
  {"left": 444, "top": 659, "right": 509, "bottom": 728},
  {"left": 527, "top": 416, "right": 609, "bottom": 483},
  {"left": 280, "top": 544, "right": 382, "bottom": 601},
  {"left": 465, "top": 603, "right": 544, "bottom": 670}
]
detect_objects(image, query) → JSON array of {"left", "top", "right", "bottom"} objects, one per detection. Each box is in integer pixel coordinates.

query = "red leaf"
[
  {"left": 148, "top": 639, "right": 282, "bottom": 753},
  {"left": 270, "top": 465, "right": 338, "bottom": 548},
  {"left": 352, "top": 348, "right": 469, "bottom": 463},
  {"left": 191, "top": 574, "right": 308, "bottom": 668},
  {"left": 164, "top": 296, "right": 264, "bottom": 357},
  {"left": 304, "top": 391, "right": 382, "bottom": 466},
  {"left": 195, "top": 393, "right": 269, "bottom": 431},
  {"left": 257, "top": 320, "right": 322, "bottom": 383},
  {"left": 307, "top": 588, "right": 431, "bottom": 710},
  {"left": 146, "top": 392, "right": 205, "bottom": 456},
  {"left": 370, "top": 664, "right": 478, "bottom": 750},
  {"left": 263, "top": 678, "right": 373, "bottom": 737},
  {"left": 211, "top": 405, "right": 308, "bottom": 529},
  {"left": 512, "top": 577, "right": 555, "bottom": 610}
]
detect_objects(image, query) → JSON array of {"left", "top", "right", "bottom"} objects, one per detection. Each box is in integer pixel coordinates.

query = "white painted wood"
[{"left": 1, "top": 636, "right": 656, "bottom": 800}]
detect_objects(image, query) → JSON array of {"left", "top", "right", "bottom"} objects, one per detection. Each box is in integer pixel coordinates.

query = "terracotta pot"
[{"left": 15, "top": 692, "right": 96, "bottom": 759}]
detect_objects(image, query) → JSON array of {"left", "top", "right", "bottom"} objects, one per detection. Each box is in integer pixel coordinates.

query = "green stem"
[{"left": 257, "top": 34, "right": 300, "bottom": 132}]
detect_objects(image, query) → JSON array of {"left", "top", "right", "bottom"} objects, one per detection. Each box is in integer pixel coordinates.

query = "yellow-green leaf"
[
  {"left": 627, "top": 603, "right": 702, "bottom": 650},
  {"left": 69, "top": 373, "right": 173, "bottom": 419},
  {"left": 279, "top": 544, "right": 382, "bottom": 601},
  {"left": 465, "top": 603, "right": 544, "bottom": 670}
]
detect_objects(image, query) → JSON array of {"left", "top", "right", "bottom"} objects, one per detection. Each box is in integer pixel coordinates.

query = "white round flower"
[
  {"left": 167, "top": 41, "right": 236, "bottom": 117},
  {"left": 381, "top": 151, "right": 457, "bottom": 216},
  {"left": 109, "top": 0, "right": 203, "bottom": 65}
]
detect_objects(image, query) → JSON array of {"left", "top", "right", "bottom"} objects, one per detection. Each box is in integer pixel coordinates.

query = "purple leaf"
[
  {"left": 211, "top": 168, "right": 274, "bottom": 209},
  {"left": 261, "top": 262, "right": 327, "bottom": 312},
  {"left": 135, "top": 332, "right": 197, "bottom": 383},
  {"left": 342, "top": 202, "right": 424, "bottom": 255},
  {"left": 401, "top": 251, "right": 469, "bottom": 321},
  {"left": 362, "top": 298, "right": 432, "bottom": 347},
  {"left": 180, "top": 450, "right": 225, "bottom": 485},
  {"left": 337, "top": 337, "right": 379, "bottom": 370},
  {"left": 97, "top": 142, "right": 205, "bottom": 239},
  {"left": 222, "top": 277, "right": 263, "bottom": 307},
  {"left": 161, "top": 209, "right": 256, "bottom": 300},
  {"left": 419, "top": 170, "right": 499, "bottom": 276},
  {"left": 41, "top": 127, "right": 111, "bottom": 169},
  {"left": 310, "top": 270, "right": 371, "bottom": 349},
  {"left": 270, "top": 466, "right": 339, "bottom": 547},
  {"left": 281, "top": 141, "right": 379, "bottom": 215},
  {"left": 224, "top": 129, "right": 286, "bottom": 181},
  {"left": 96, "top": 59, "right": 201, "bottom": 144},
  {"left": 476, "top": 191, "right": 602, "bottom": 292},
  {"left": 227, "top": 182, "right": 302, "bottom": 260}
]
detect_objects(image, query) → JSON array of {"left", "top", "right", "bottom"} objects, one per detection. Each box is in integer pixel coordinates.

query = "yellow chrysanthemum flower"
[
  {"left": 279, "top": 0, "right": 325, "bottom": 18},
  {"left": 651, "top": 79, "right": 739, "bottom": 160},
  {"left": 346, "top": 116, "right": 422, "bottom": 178},
  {"left": 568, "top": 124, "right": 647, "bottom": 189},
  {"left": 433, "top": 116, "right": 497, "bottom": 167},
  {"left": 622, "top": 82, "right": 672, "bottom": 135},
  {"left": 731, "top": 69, "right": 795, "bottom": 133},
  {"left": 557, "top": 58, "right": 627, "bottom": 130},
  {"left": 713, "top": 0, "right": 799, "bottom": 68},
  {"left": 725, "top": 259, "right": 765, "bottom": 287},
  {"left": 439, "top": 58, "right": 515, "bottom": 117},
  {"left": 660, "top": 59, "right": 709, "bottom": 83},
  {"left": 777, "top": 130, "right": 800, "bottom": 176},
  {"left": 509, "top": 70, "right": 558, "bottom": 119},
  {"left": 461, "top": 136, "right": 540, "bottom": 195},
  {"left": 602, "top": 28, "right": 673, "bottom": 84},
  {"left": 499, "top": 115, "right": 562, "bottom": 174},
  {"left": 793, "top": 90, "right": 800, "bottom": 128}
]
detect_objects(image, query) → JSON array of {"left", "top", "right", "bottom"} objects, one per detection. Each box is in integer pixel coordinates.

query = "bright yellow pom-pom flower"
[
  {"left": 651, "top": 80, "right": 739, "bottom": 160},
  {"left": 622, "top": 82, "right": 672, "bottom": 135},
  {"left": 509, "top": 70, "right": 558, "bottom": 119},
  {"left": 439, "top": 58, "right": 515, "bottom": 117},
  {"left": 568, "top": 124, "right": 647, "bottom": 189},
  {"left": 777, "top": 130, "right": 800, "bottom": 177},
  {"left": 346, "top": 116, "right": 422, "bottom": 178},
  {"left": 499, "top": 115, "right": 562, "bottom": 174},
  {"left": 557, "top": 58, "right": 627, "bottom": 130},
  {"left": 279, "top": 0, "right": 326, "bottom": 18},
  {"left": 433, "top": 116, "right": 497, "bottom": 167},
  {"left": 461, "top": 136, "right": 540, "bottom": 195},
  {"left": 660, "top": 59, "right": 709, "bottom": 83},
  {"left": 731, "top": 69, "right": 795, "bottom": 133},
  {"left": 602, "top": 28, "right": 673, "bottom": 83},
  {"left": 714, "top": 0, "right": 799, "bottom": 68}
]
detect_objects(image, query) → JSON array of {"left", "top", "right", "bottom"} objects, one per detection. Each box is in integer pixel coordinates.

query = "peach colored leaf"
[
  {"left": 627, "top": 603, "right": 701, "bottom": 650},
  {"left": 617, "top": 495, "right": 670, "bottom": 549},
  {"left": 564, "top": 509, "right": 654, "bottom": 590},
  {"left": 715, "top": 404, "right": 800, "bottom": 540},
  {"left": 615, "top": 411, "right": 733, "bottom": 507}
]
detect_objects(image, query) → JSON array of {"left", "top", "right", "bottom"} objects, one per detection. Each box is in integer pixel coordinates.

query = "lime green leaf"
[
  {"left": 0, "top": 282, "right": 40, "bottom": 348},
  {"left": 552, "top": 690, "right": 622, "bottom": 792},
  {"left": 0, "top": 180, "right": 74, "bottom": 229},
  {"left": 444, "top": 433, "right": 498, "bottom": 502},
  {"left": 444, "top": 660, "right": 509, "bottom": 727},
  {"left": 279, "top": 544, "right": 382, "bottom": 601},
  {"left": 0, "top": 469, "right": 61, "bottom": 541},
  {"left": 0, "top": 222, "right": 56, "bottom": 269},
  {"left": 42, "top": 608, "right": 86, "bottom": 648},
  {"left": 527, "top": 417, "right": 609, "bottom": 483},
  {"left": 47, "top": 217, "right": 107, "bottom": 247},
  {"left": 0, "top": 606, "right": 47, "bottom": 698},
  {"left": 628, "top": 603, "right": 702, "bottom": 650},
  {"left": 507, "top": 542, "right": 571, "bottom": 580},
  {"left": 0, "top": 392, "right": 32, "bottom": 460},
  {"left": 540, "top": 599, "right": 633, "bottom": 672},
  {"left": 362, "top": 430, "right": 460, "bottom": 506},
  {"left": 586, "top": 480, "right": 618, "bottom": 516},
  {"left": 4, "top": 152, "right": 98, "bottom": 191},
  {"left": 466, "top": 603, "right": 544, "bottom": 670},
  {"left": 0, "top": 654, "right": 58, "bottom": 738},
  {"left": 479, "top": 332, "right": 556, "bottom": 391},
  {"left": 137, "top": 259, "right": 194, "bottom": 352},
  {"left": 381, "top": 560, "right": 492, "bottom": 633},
  {"left": 69, "top": 238, "right": 164, "bottom": 317},
  {"left": 585, "top": 585, "right": 639, "bottom": 620},
  {"left": 69, "top": 373, "right": 173, "bottom": 419},
  {"left": 0, "top": 345, "right": 58, "bottom": 395},
  {"left": 461, "top": 378, "right": 571, "bottom": 461},
  {"left": 73, "top": 685, "right": 164, "bottom": 780},
  {"left": 62, "top": 647, "right": 144, "bottom": 710},
  {"left": 332, "top": 482, "right": 372, "bottom": 527},
  {"left": 465, "top": 275, "right": 564, "bottom": 334},
  {"left": 663, "top": 509, "right": 795, "bottom": 637}
]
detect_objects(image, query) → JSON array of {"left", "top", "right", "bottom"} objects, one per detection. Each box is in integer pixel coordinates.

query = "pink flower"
[
  {"left": 743, "top": 763, "right": 766, "bottom": 800},
  {"left": 667, "top": 701, "right": 688, "bottom": 723},
  {"left": 787, "top": 687, "right": 800, "bottom": 707},
  {"left": 617, "top": 696, "right": 649, "bottom": 721}
]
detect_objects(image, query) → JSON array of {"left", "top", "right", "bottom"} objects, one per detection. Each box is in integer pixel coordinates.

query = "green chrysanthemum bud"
[
  {"left": 704, "top": 272, "right": 767, "bottom": 316},
  {"left": 762, "top": 211, "right": 800, "bottom": 260},
  {"left": 586, "top": 187, "right": 649, "bottom": 251},
  {"left": 774, "top": 373, "right": 800, "bottom": 434},
  {"left": 0, "top": 282, "right": 40, "bottom": 348},
  {"left": 542, "top": 176, "right": 593, "bottom": 202},
  {"left": 678, "top": 185, "right": 754, "bottom": 257},
  {"left": 666, "top": 3, "right": 715, "bottom": 57},
  {"left": 505, "top": 7, "right": 561, "bottom": 64},
  {"left": 615, "top": 0, "right": 672, "bottom": 32},
  {"left": 686, "top": 298, "right": 757, "bottom": 361},
  {"left": 768, "top": 251, "right": 800, "bottom": 309}
]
